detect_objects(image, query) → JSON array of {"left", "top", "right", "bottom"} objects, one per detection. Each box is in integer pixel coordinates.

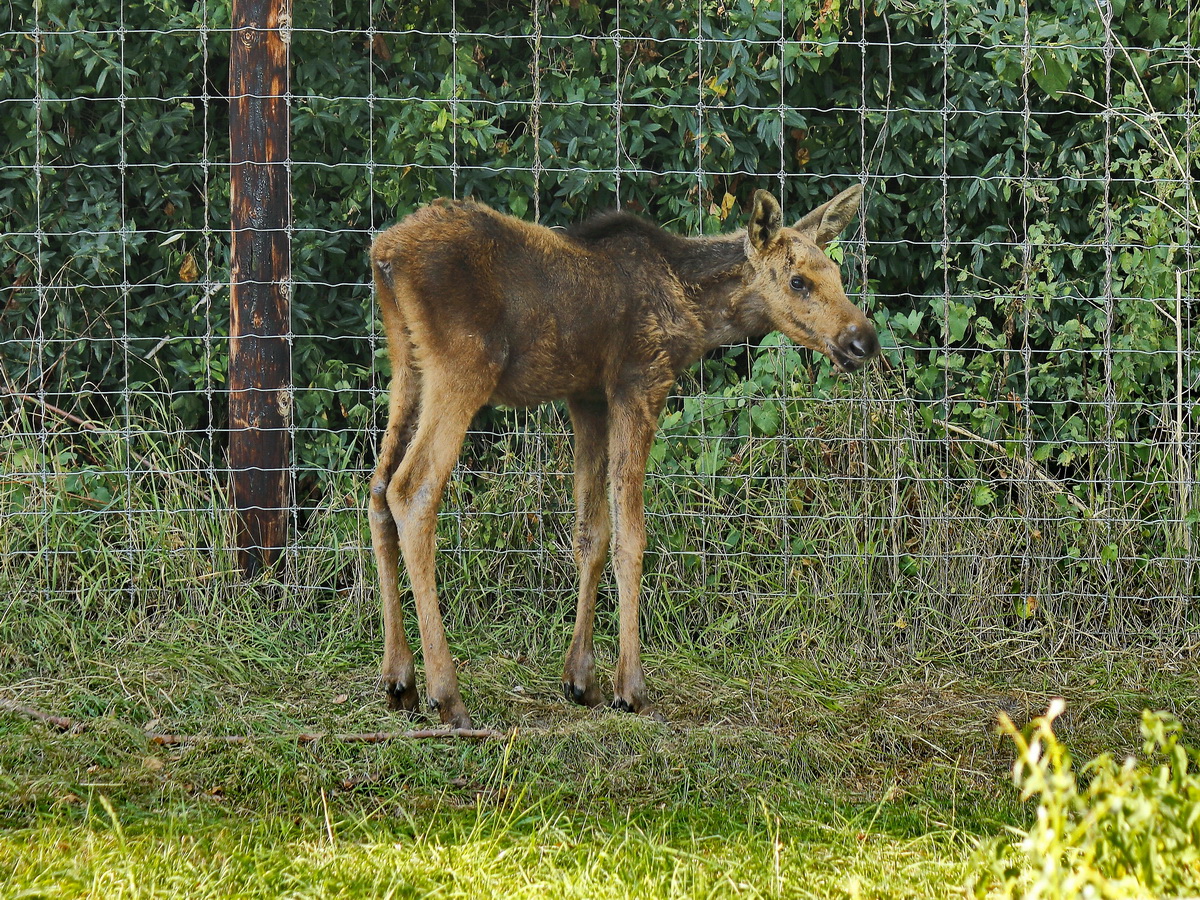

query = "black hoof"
[
  {"left": 563, "top": 680, "right": 604, "bottom": 708},
  {"left": 429, "top": 697, "right": 473, "bottom": 730},
  {"left": 610, "top": 698, "right": 664, "bottom": 721},
  {"left": 385, "top": 681, "right": 419, "bottom": 713}
]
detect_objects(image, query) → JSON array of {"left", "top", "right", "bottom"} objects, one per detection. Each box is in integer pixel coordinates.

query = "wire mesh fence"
[{"left": 2, "top": 0, "right": 1197, "bottom": 654}]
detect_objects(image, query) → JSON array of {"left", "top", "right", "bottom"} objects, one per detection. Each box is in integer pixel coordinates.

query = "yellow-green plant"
[{"left": 972, "top": 701, "right": 1200, "bottom": 899}]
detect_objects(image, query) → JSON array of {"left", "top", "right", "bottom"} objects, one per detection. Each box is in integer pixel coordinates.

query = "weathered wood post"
[{"left": 228, "top": 0, "right": 292, "bottom": 574}]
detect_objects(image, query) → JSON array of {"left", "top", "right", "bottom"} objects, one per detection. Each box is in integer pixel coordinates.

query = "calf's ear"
[
  {"left": 794, "top": 184, "right": 863, "bottom": 249},
  {"left": 748, "top": 189, "right": 783, "bottom": 253}
]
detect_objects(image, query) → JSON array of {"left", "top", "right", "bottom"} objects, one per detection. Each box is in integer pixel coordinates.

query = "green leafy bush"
[{"left": 972, "top": 702, "right": 1200, "bottom": 899}]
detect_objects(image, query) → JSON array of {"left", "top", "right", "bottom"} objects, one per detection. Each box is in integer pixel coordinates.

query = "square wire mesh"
[{"left": 2, "top": 0, "right": 1196, "bottom": 651}]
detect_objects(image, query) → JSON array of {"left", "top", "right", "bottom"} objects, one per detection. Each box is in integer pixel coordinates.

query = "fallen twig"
[
  {"left": 0, "top": 697, "right": 505, "bottom": 743},
  {"left": 148, "top": 727, "right": 506, "bottom": 745},
  {"left": 0, "top": 698, "right": 87, "bottom": 734}
]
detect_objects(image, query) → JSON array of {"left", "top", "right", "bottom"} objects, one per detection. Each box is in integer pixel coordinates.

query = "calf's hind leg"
[
  {"left": 370, "top": 363, "right": 421, "bottom": 712},
  {"left": 562, "top": 398, "right": 611, "bottom": 708},
  {"left": 386, "top": 376, "right": 488, "bottom": 729}
]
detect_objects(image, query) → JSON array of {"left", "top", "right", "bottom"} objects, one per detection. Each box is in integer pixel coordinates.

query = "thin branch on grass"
[
  {"left": 147, "top": 728, "right": 506, "bottom": 745},
  {"left": 320, "top": 787, "right": 336, "bottom": 844},
  {"left": 1, "top": 697, "right": 504, "bottom": 742},
  {"left": 933, "top": 419, "right": 1092, "bottom": 516},
  {"left": 0, "top": 698, "right": 87, "bottom": 734}
]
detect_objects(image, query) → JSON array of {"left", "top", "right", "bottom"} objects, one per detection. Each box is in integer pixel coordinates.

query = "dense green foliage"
[
  {"left": 3, "top": 0, "right": 1198, "bottom": 622},
  {"left": 5, "top": 0, "right": 1195, "bottom": 451}
]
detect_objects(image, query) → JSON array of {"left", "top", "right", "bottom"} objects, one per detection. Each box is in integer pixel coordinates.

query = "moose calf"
[{"left": 369, "top": 186, "right": 879, "bottom": 728}]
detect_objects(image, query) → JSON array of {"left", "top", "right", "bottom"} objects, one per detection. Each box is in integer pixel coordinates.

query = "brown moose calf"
[{"left": 369, "top": 187, "right": 879, "bottom": 728}]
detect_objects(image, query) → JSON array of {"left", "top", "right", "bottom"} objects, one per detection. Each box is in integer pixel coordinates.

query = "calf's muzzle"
[{"left": 831, "top": 321, "right": 880, "bottom": 373}]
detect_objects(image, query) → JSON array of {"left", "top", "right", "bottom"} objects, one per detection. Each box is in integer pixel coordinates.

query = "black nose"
[{"left": 841, "top": 323, "right": 880, "bottom": 361}]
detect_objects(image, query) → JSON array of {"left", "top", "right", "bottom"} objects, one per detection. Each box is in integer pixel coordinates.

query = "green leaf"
[
  {"left": 694, "top": 445, "right": 725, "bottom": 477},
  {"left": 1031, "top": 50, "right": 1071, "bottom": 99},
  {"left": 972, "top": 483, "right": 997, "bottom": 508},
  {"left": 946, "top": 302, "right": 972, "bottom": 344},
  {"left": 749, "top": 403, "right": 780, "bottom": 437}
]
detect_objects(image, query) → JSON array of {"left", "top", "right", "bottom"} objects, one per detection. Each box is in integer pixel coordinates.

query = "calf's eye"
[{"left": 789, "top": 275, "right": 809, "bottom": 292}]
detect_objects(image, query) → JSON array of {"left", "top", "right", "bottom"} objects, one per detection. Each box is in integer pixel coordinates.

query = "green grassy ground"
[
  {"left": 3, "top": 408, "right": 1199, "bottom": 896},
  {"left": 3, "top": 596, "right": 1195, "bottom": 899}
]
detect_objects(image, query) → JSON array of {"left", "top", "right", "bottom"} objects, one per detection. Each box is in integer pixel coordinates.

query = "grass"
[
  {"left": 3, "top": 593, "right": 1197, "bottom": 898},
  {"left": 3, "top": 401, "right": 1200, "bottom": 897},
  {"left": 3, "top": 804, "right": 973, "bottom": 899}
]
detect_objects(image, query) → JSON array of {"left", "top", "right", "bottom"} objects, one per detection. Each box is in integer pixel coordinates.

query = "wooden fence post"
[{"left": 228, "top": 0, "right": 292, "bottom": 575}]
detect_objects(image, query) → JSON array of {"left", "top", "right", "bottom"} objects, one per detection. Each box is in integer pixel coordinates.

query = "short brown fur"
[{"left": 369, "top": 187, "right": 879, "bottom": 727}]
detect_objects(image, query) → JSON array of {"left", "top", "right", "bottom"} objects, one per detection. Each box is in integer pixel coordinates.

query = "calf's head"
[{"left": 744, "top": 187, "right": 879, "bottom": 373}]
